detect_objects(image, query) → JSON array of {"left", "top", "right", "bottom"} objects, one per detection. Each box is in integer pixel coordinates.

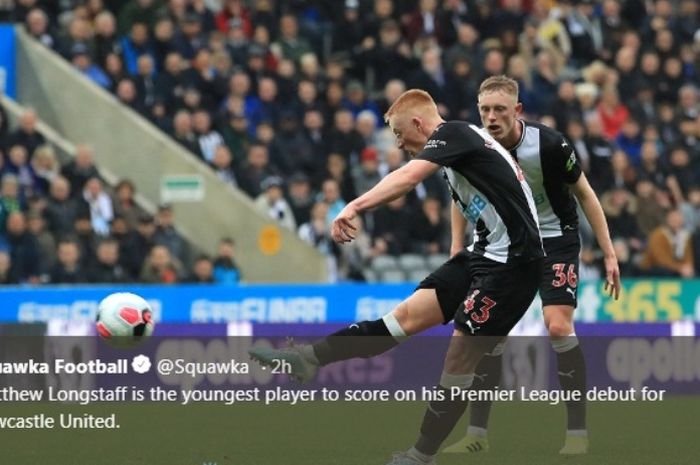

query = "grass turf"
[{"left": 0, "top": 397, "right": 696, "bottom": 465}]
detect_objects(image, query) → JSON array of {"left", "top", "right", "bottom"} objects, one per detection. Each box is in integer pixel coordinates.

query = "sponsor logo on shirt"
[{"left": 424, "top": 139, "right": 447, "bottom": 149}]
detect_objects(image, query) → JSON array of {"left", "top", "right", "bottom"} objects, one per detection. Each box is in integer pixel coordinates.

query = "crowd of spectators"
[{"left": 1, "top": 0, "right": 700, "bottom": 282}]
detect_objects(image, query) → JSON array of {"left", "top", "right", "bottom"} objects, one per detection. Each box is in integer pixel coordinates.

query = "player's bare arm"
[
  {"left": 331, "top": 159, "right": 440, "bottom": 244},
  {"left": 570, "top": 173, "right": 621, "bottom": 299}
]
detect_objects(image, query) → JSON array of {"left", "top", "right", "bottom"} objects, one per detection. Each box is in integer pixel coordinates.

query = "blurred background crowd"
[{"left": 1, "top": 0, "right": 699, "bottom": 284}]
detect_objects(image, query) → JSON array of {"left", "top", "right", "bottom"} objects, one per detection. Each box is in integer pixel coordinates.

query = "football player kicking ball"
[
  {"left": 441, "top": 75, "right": 620, "bottom": 456},
  {"left": 253, "top": 88, "right": 545, "bottom": 465}
]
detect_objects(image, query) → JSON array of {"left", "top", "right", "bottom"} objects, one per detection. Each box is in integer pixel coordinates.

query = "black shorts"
[
  {"left": 416, "top": 250, "right": 472, "bottom": 324},
  {"left": 540, "top": 233, "right": 580, "bottom": 307},
  {"left": 454, "top": 256, "right": 543, "bottom": 336}
]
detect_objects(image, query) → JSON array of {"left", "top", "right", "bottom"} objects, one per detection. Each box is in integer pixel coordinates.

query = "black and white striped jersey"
[
  {"left": 509, "top": 120, "right": 582, "bottom": 238},
  {"left": 416, "top": 121, "right": 544, "bottom": 264}
]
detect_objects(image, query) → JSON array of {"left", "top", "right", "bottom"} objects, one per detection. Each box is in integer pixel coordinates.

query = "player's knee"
[{"left": 547, "top": 321, "right": 573, "bottom": 338}]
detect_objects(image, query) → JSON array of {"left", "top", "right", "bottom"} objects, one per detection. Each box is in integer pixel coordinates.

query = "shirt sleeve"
[
  {"left": 554, "top": 135, "right": 582, "bottom": 185},
  {"left": 416, "top": 122, "right": 474, "bottom": 168}
]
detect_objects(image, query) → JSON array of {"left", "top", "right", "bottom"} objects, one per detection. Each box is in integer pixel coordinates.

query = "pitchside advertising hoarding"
[
  {"left": 0, "top": 279, "right": 699, "bottom": 325},
  {"left": 0, "top": 25, "right": 16, "bottom": 98}
]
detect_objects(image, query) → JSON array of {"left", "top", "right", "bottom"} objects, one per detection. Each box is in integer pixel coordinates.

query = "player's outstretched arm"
[
  {"left": 331, "top": 159, "right": 440, "bottom": 243},
  {"left": 571, "top": 173, "right": 621, "bottom": 299}
]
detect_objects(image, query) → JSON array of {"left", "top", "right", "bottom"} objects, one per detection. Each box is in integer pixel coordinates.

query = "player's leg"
[
  {"left": 442, "top": 340, "right": 505, "bottom": 453},
  {"left": 310, "top": 288, "right": 446, "bottom": 364},
  {"left": 390, "top": 330, "right": 498, "bottom": 465},
  {"left": 544, "top": 303, "right": 588, "bottom": 455},
  {"left": 388, "top": 258, "right": 543, "bottom": 464},
  {"left": 249, "top": 252, "right": 471, "bottom": 381}
]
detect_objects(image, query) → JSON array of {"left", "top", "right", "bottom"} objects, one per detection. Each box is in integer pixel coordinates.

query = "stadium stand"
[{"left": 1, "top": 0, "right": 699, "bottom": 284}]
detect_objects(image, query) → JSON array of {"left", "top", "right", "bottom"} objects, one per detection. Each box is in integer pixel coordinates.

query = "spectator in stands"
[
  {"left": 268, "top": 111, "right": 311, "bottom": 175},
  {"left": 564, "top": 0, "right": 604, "bottom": 67},
  {"left": 0, "top": 175, "right": 22, "bottom": 227},
  {"left": 286, "top": 172, "right": 314, "bottom": 227},
  {"left": 5, "top": 212, "right": 40, "bottom": 282},
  {"left": 638, "top": 141, "right": 678, "bottom": 197},
  {"left": 120, "top": 22, "right": 155, "bottom": 76},
  {"left": 71, "top": 43, "right": 111, "bottom": 89},
  {"left": 331, "top": 0, "right": 364, "bottom": 56},
  {"left": 7, "top": 108, "right": 44, "bottom": 160},
  {"left": 327, "top": 109, "right": 364, "bottom": 162},
  {"left": 93, "top": 11, "right": 120, "bottom": 69},
  {"left": 140, "top": 244, "right": 182, "bottom": 283},
  {"left": 61, "top": 144, "right": 99, "bottom": 199},
  {"left": 73, "top": 209, "right": 97, "bottom": 266},
  {"left": 82, "top": 177, "right": 114, "bottom": 236},
  {"left": 254, "top": 176, "right": 296, "bottom": 231},
  {"left": 121, "top": 213, "right": 155, "bottom": 277},
  {"left": 212, "top": 237, "right": 241, "bottom": 284},
  {"left": 3, "top": 145, "right": 37, "bottom": 205},
  {"left": 298, "top": 201, "right": 338, "bottom": 281},
  {"left": 88, "top": 237, "right": 129, "bottom": 283},
  {"left": 352, "top": 147, "right": 381, "bottom": 197},
  {"left": 372, "top": 195, "right": 413, "bottom": 256},
  {"left": 668, "top": 146, "right": 698, "bottom": 201},
  {"left": 115, "top": 78, "right": 147, "bottom": 115},
  {"left": 361, "top": 19, "right": 416, "bottom": 89},
  {"left": 209, "top": 145, "right": 237, "bottom": 187},
  {"left": 49, "top": 237, "right": 86, "bottom": 283},
  {"left": 193, "top": 109, "right": 224, "bottom": 163},
  {"left": 598, "top": 85, "right": 629, "bottom": 140},
  {"left": 43, "top": 176, "right": 79, "bottom": 238},
  {"left": 410, "top": 196, "right": 447, "bottom": 255},
  {"left": 681, "top": 185, "right": 700, "bottom": 231},
  {"left": 171, "top": 110, "right": 202, "bottom": 157},
  {"left": 247, "top": 76, "right": 281, "bottom": 133},
  {"left": 112, "top": 179, "right": 139, "bottom": 229},
  {"left": 323, "top": 153, "right": 355, "bottom": 203},
  {"left": 635, "top": 178, "right": 672, "bottom": 237},
  {"left": 640, "top": 209, "right": 695, "bottom": 278},
  {"left": 27, "top": 210, "right": 55, "bottom": 272},
  {"left": 117, "top": 0, "right": 159, "bottom": 35},
  {"left": 30, "top": 144, "right": 59, "bottom": 197},
  {"left": 104, "top": 53, "right": 129, "bottom": 93},
  {"left": 133, "top": 54, "right": 156, "bottom": 110},
  {"left": 298, "top": 109, "right": 328, "bottom": 178},
  {"left": 187, "top": 254, "right": 215, "bottom": 283},
  {"left": 57, "top": 16, "right": 93, "bottom": 61},
  {"left": 153, "top": 203, "right": 189, "bottom": 266},
  {"left": 0, "top": 250, "right": 17, "bottom": 284},
  {"left": 272, "top": 14, "right": 312, "bottom": 64},
  {"left": 237, "top": 142, "right": 276, "bottom": 198},
  {"left": 319, "top": 176, "right": 349, "bottom": 231},
  {"left": 25, "top": 8, "right": 54, "bottom": 49}
]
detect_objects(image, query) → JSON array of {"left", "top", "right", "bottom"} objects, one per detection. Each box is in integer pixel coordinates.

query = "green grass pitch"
[{"left": 0, "top": 397, "right": 696, "bottom": 465}]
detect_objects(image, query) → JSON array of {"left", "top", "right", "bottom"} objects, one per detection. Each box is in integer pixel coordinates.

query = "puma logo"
[
  {"left": 566, "top": 288, "right": 576, "bottom": 298},
  {"left": 558, "top": 370, "right": 575, "bottom": 378},
  {"left": 466, "top": 319, "right": 480, "bottom": 335}
]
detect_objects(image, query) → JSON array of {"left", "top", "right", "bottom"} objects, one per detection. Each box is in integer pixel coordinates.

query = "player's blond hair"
[
  {"left": 478, "top": 75, "right": 519, "bottom": 98},
  {"left": 384, "top": 89, "right": 440, "bottom": 123}
]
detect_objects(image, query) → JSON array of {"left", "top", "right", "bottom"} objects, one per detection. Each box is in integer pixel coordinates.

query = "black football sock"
[
  {"left": 468, "top": 349, "right": 504, "bottom": 430},
  {"left": 312, "top": 314, "right": 406, "bottom": 366},
  {"left": 553, "top": 337, "right": 587, "bottom": 431},
  {"left": 414, "top": 373, "right": 474, "bottom": 456}
]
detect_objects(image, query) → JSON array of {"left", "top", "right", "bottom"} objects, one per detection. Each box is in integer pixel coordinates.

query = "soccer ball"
[{"left": 96, "top": 292, "right": 154, "bottom": 347}]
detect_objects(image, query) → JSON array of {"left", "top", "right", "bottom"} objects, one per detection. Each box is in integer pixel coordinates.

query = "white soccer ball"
[{"left": 96, "top": 292, "right": 154, "bottom": 347}]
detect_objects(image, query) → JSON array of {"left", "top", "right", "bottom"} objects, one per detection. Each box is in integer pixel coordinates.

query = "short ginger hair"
[{"left": 384, "top": 89, "right": 439, "bottom": 123}]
